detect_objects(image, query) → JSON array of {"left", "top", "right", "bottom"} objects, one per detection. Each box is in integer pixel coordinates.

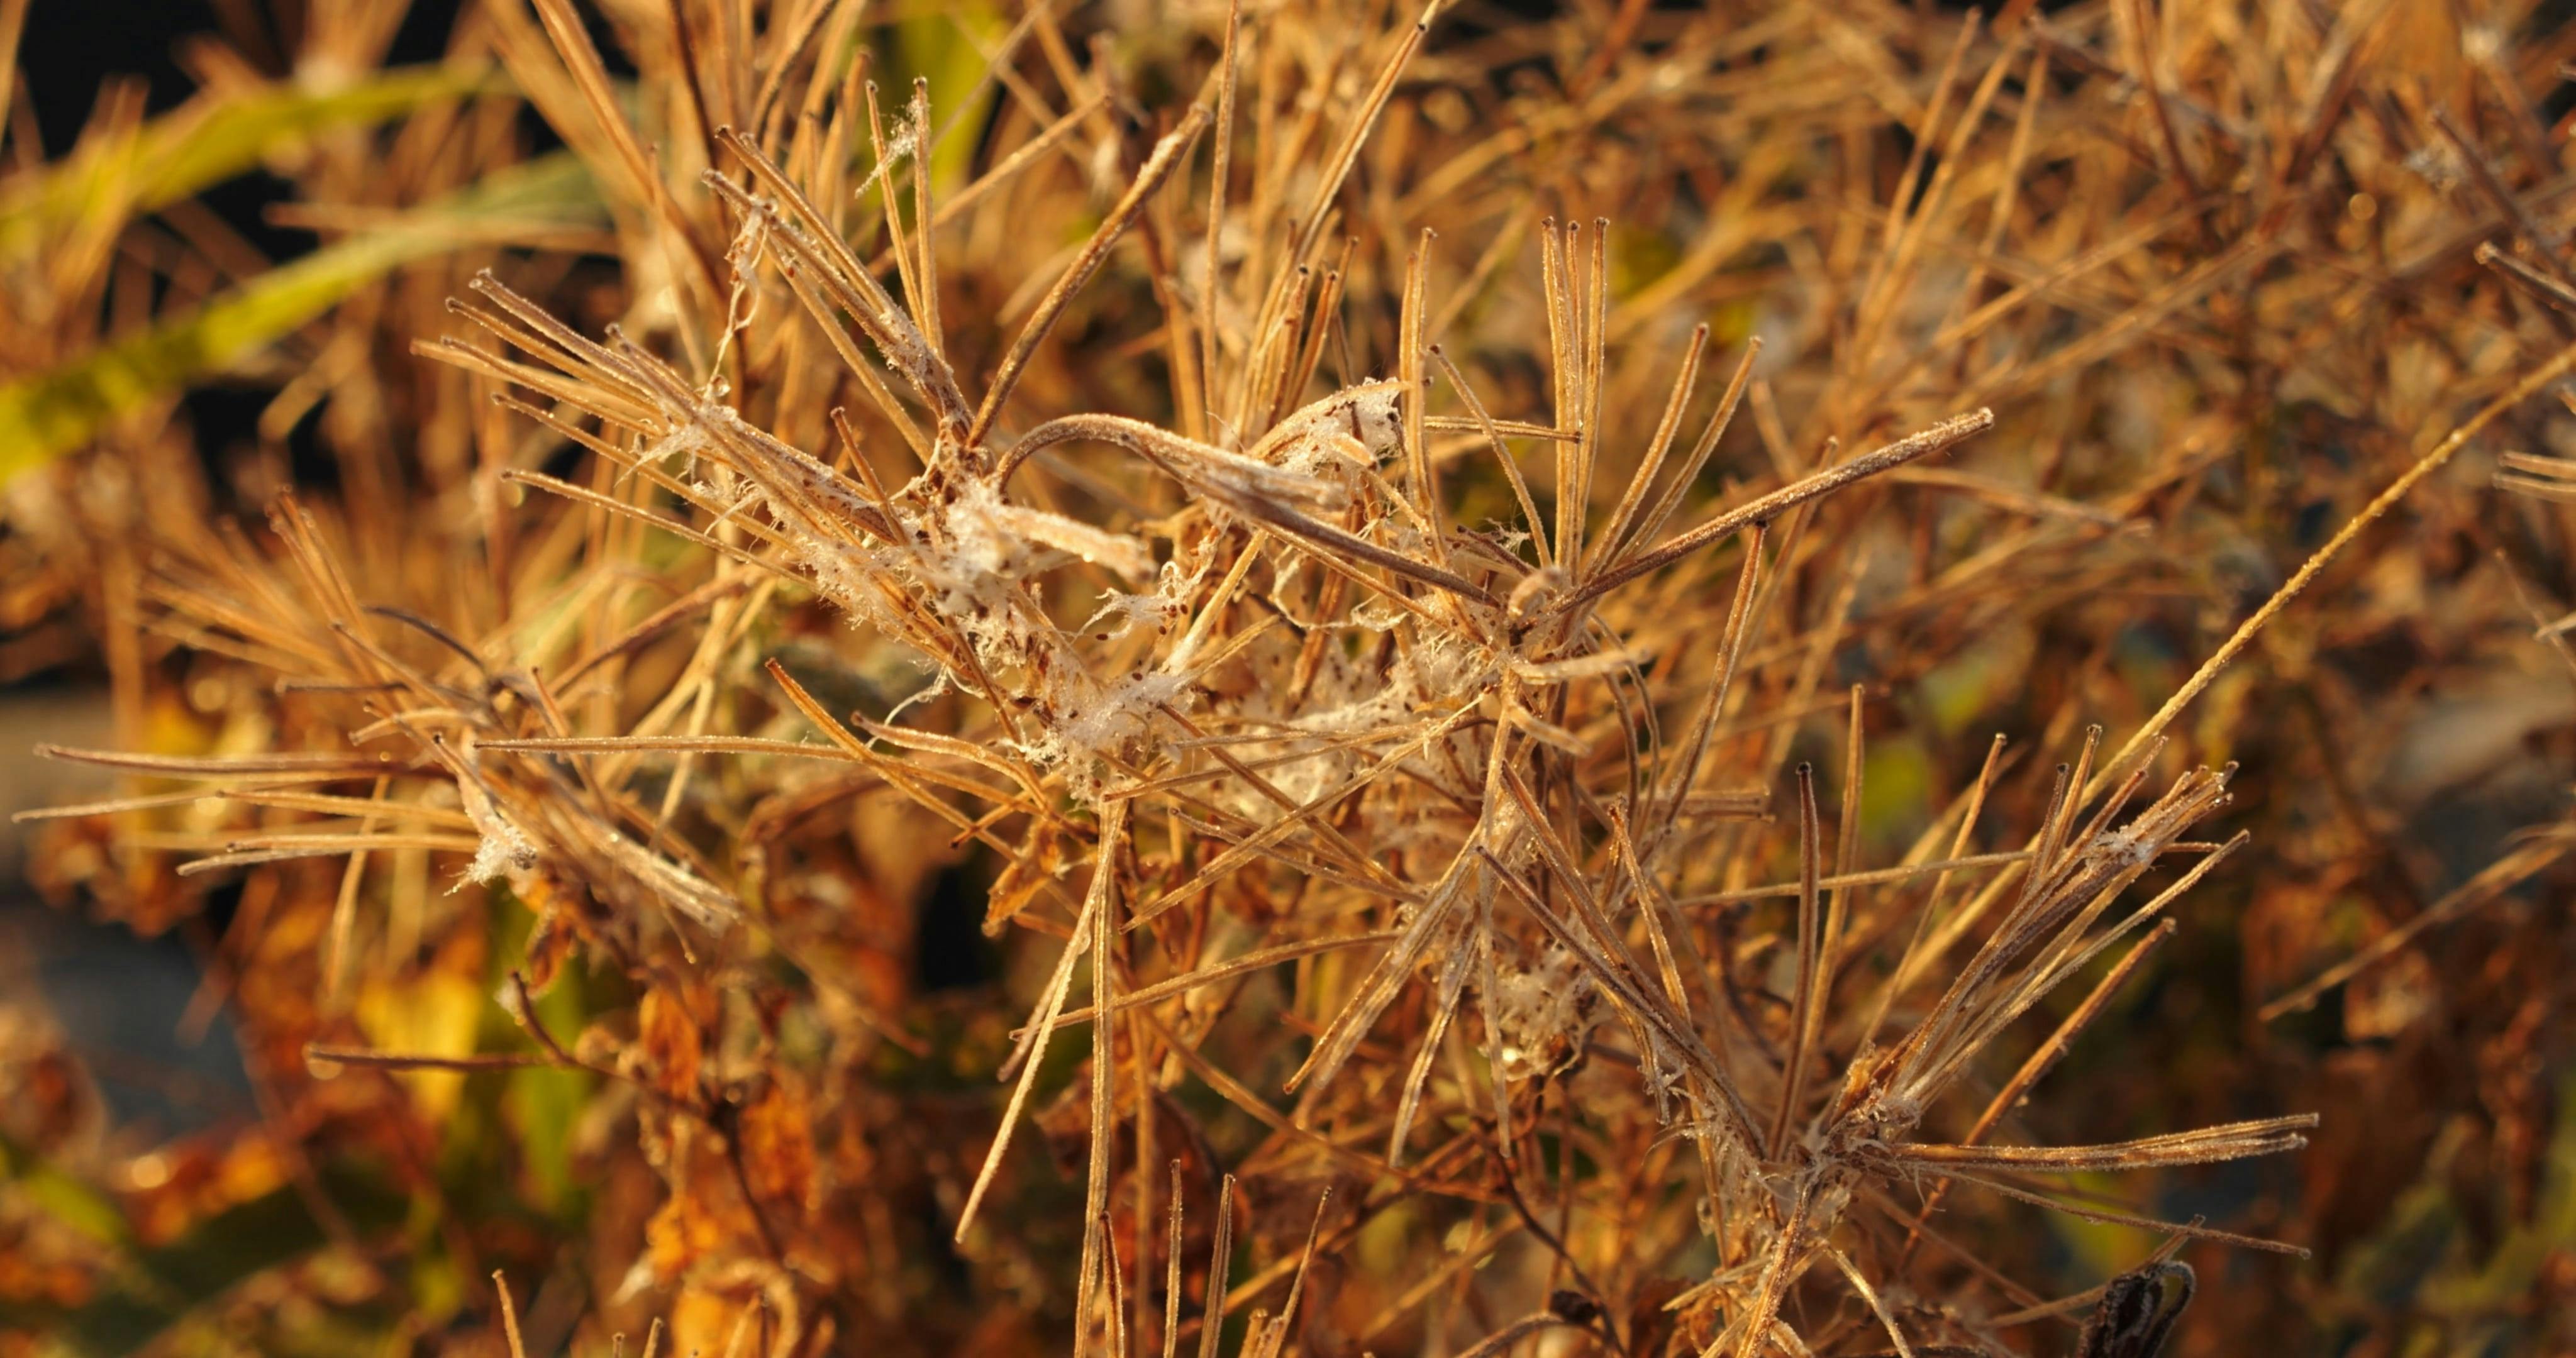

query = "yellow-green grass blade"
[
  {"left": 0, "top": 65, "right": 502, "bottom": 265},
  {"left": 0, "top": 153, "right": 598, "bottom": 485}
]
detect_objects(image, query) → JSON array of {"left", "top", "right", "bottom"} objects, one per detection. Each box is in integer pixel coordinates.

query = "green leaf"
[
  {"left": 494, "top": 889, "right": 594, "bottom": 1222},
  {"left": 890, "top": 4, "right": 1003, "bottom": 196},
  {"left": 0, "top": 1159, "right": 409, "bottom": 1358},
  {"left": 0, "top": 1134, "right": 130, "bottom": 1250},
  {"left": 0, "top": 153, "right": 599, "bottom": 485},
  {"left": 0, "top": 66, "right": 499, "bottom": 265}
]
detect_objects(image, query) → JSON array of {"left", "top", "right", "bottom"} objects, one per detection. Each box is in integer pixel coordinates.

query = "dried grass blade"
[
  {"left": 969, "top": 108, "right": 1209, "bottom": 448},
  {"left": 958, "top": 800, "right": 1128, "bottom": 1244},
  {"left": 1562, "top": 408, "right": 1992, "bottom": 614}
]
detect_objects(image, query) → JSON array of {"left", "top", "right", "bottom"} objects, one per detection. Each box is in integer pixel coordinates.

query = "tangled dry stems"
[{"left": 11, "top": 1, "right": 2576, "bottom": 1355}]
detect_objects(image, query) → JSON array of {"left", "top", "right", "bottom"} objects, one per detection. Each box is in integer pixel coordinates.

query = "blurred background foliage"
[{"left": 0, "top": 1, "right": 2573, "bottom": 1356}]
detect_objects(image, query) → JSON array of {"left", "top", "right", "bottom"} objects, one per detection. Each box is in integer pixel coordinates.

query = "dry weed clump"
[{"left": 8, "top": 2, "right": 2576, "bottom": 1356}]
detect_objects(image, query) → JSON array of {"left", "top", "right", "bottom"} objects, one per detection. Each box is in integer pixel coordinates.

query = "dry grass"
[{"left": 7, "top": 2, "right": 2576, "bottom": 1355}]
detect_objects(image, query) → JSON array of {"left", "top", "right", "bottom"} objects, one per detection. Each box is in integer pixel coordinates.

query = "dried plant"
[{"left": 9, "top": 3, "right": 2576, "bottom": 1357}]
